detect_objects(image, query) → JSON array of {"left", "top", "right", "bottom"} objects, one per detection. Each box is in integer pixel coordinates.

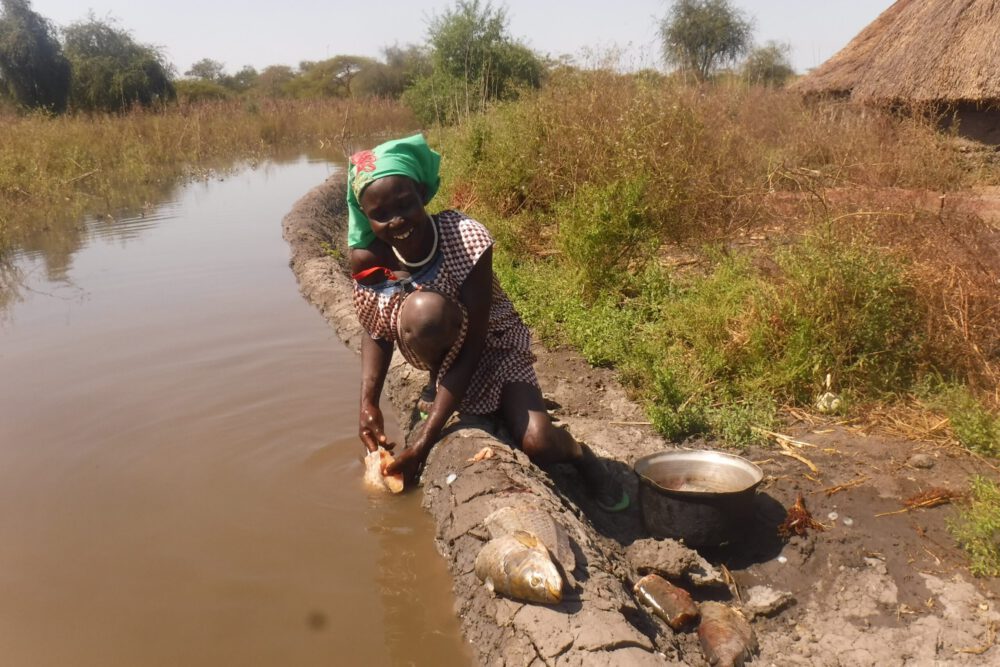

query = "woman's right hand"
[{"left": 359, "top": 401, "right": 393, "bottom": 453}]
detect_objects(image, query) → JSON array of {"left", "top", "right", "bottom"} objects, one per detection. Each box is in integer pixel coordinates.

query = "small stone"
[
  {"left": 634, "top": 574, "right": 700, "bottom": 631},
  {"left": 842, "top": 517, "right": 854, "bottom": 527},
  {"left": 816, "top": 391, "right": 842, "bottom": 413},
  {"left": 827, "top": 511, "right": 839, "bottom": 521},
  {"left": 777, "top": 555, "right": 788, "bottom": 564},
  {"left": 907, "top": 453, "right": 935, "bottom": 469},
  {"left": 445, "top": 472, "right": 458, "bottom": 485},
  {"left": 742, "top": 585, "right": 795, "bottom": 618}
]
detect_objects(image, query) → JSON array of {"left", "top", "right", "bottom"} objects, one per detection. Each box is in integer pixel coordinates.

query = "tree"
[
  {"left": 221, "top": 65, "right": 257, "bottom": 92},
  {"left": 284, "top": 55, "right": 377, "bottom": 99},
  {"left": 428, "top": 0, "right": 541, "bottom": 99},
  {"left": 660, "top": 0, "right": 753, "bottom": 82},
  {"left": 742, "top": 41, "right": 794, "bottom": 87},
  {"left": 185, "top": 57, "right": 224, "bottom": 81},
  {"left": 0, "top": 0, "right": 70, "bottom": 111},
  {"left": 254, "top": 65, "right": 295, "bottom": 98},
  {"left": 174, "top": 78, "right": 230, "bottom": 103},
  {"left": 184, "top": 60, "right": 257, "bottom": 93},
  {"left": 352, "top": 44, "right": 431, "bottom": 98},
  {"left": 63, "top": 16, "right": 174, "bottom": 112},
  {"left": 406, "top": 0, "right": 542, "bottom": 124}
]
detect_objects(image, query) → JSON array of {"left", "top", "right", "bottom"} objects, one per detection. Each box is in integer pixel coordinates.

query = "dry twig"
[
  {"left": 957, "top": 621, "right": 996, "bottom": 656},
  {"left": 875, "top": 487, "right": 962, "bottom": 517},
  {"left": 720, "top": 564, "right": 742, "bottom": 603},
  {"left": 819, "top": 475, "right": 868, "bottom": 497}
]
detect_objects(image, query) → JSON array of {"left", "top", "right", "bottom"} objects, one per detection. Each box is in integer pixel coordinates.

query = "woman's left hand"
[
  {"left": 383, "top": 419, "right": 439, "bottom": 483},
  {"left": 383, "top": 441, "right": 429, "bottom": 483}
]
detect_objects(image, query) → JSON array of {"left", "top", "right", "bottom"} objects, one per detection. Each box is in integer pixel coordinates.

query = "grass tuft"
[
  {"left": 950, "top": 477, "right": 1000, "bottom": 577},
  {"left": 925, "top": 384, "right": 1000, "bottom": 456}
]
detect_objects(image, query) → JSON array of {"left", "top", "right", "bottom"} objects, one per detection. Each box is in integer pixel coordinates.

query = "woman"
[{"left": 347, "top": 134, "right": 627, "bottom": 511}]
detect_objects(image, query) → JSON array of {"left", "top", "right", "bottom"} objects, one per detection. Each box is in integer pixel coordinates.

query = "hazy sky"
[{"left": 31, "top": 1, "right": 896, "bottom": 76}]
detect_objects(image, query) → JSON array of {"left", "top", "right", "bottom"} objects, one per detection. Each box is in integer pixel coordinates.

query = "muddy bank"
[{"left": 283, "top": 176, "right": 1000, "bottom": 666}]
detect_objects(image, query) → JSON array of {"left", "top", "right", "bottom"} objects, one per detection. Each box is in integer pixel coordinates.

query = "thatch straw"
[{"left": 792, "top": 0, "right": 1000, "bottom": 105}]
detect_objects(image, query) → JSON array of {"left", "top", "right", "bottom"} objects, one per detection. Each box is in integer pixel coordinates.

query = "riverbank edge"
[{"left": 280, "top": 177, "right": 687, "bottom": 665}]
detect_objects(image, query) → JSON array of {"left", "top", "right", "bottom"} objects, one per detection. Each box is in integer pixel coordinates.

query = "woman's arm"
[
  {"left": 359, "top": 327, "right": 394, "bottom": 452},
  {"left": 351, "top": 244, "right": 398, "bottom": 452},
  {"left": 385, "top": 246, "right": 493, "bottom": 479}
]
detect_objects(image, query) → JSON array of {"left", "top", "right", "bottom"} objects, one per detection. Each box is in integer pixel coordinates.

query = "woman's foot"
[{"left": 576, "top": 444, "right": 630, "bottom": 512}]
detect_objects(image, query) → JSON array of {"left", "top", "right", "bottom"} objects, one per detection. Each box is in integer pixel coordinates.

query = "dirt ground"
[
  {"left": 536, "top": 346, "right": 1000, "bottom": 666},
  {"left": 285, "top": 177, "right": 1000, "bottom": 666}
]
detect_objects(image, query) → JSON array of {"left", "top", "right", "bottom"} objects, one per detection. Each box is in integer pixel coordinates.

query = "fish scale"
[
  {"left": 474, "top": 530, "right": 563, "bottom": 605},
  {"left": 484, "top": 505, "right": 576, "bottom": 575}
]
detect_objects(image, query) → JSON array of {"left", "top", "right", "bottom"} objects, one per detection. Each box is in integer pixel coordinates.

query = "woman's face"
[{"left": 359, "top": 175, "right": 429, "bottom": 255}]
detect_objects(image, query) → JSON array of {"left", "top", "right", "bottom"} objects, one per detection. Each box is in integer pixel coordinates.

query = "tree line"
[{"left": 0, "top": 0, "right": 792, "bottom": 119}]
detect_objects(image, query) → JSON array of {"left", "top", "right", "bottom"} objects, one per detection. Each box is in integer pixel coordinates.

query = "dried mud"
[{"left": 283, "top": 176, "right": 1000, "bottom": 665}]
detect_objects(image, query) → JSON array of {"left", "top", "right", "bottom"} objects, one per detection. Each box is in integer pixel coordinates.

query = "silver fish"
[
  {"left": 484, "top": 506, "right": 576, "bottom": 575},
  {"left": 474, "top": 531, "right": 563, "bottom": 604}
]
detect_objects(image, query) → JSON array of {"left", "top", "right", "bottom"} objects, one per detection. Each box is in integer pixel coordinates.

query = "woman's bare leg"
[
  {"left": 500, "top": 382, "right": 627, "bottom": 509},
  {"left": 500, "top": 382, "right": 579, "bottom": 464}
]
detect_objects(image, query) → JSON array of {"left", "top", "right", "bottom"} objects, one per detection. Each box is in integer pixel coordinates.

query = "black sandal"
[{"left": 417, "top": 382, "right": 436, "bottom": 419}]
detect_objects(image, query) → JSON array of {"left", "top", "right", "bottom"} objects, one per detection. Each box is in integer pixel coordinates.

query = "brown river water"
[{"left": 0, "top": 158, "right": 472, "bottom": 666}]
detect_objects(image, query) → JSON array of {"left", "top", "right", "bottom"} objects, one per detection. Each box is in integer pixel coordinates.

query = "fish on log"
[
  {"left": 484, "top": 505, "right": 577, "bottom": 581},
  {"left": 474, "top": 530, "right": 564, "bottom": 604}
]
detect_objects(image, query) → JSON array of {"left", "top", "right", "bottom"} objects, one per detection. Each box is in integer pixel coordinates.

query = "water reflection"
[{"left": 0, "top": 147, "right": 345, "bottom": 315}]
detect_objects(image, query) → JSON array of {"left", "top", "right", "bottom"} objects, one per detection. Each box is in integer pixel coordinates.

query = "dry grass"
[
  {"left": 435, "top": 70, "right": 1000, "bottom": 445},
  {"left": 0, "top": 98, "right": 416, "bottom": 259},
  {"left": 793, "top": 0, "right": 1000, "bottom": 104}
]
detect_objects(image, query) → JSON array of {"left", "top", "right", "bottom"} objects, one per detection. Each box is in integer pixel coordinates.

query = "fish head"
[{"left": 523, "top": 557, "right": 563, "bottom": 604}]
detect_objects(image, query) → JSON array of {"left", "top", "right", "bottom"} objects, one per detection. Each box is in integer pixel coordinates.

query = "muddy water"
[{"left": 0, "top": 159, "right": 472, "bottom": 666}]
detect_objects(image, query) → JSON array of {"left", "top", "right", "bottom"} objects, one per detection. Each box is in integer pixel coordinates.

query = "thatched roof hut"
[{"left": 793, "top": 0, "right": 1000, "bottom": 106}]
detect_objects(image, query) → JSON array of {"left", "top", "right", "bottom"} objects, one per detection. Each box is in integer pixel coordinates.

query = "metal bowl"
[{"left": 634, "top": 450, "right": 763, "bottom": 547}]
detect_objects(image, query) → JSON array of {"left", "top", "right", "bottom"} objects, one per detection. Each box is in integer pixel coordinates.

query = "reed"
[{"left": 0, "top": 98, "right": 417, "bottom": 257}]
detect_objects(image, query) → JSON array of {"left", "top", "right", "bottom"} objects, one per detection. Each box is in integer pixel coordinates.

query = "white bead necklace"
[{"left": 392, "top": 215, "right": 438, "bottom": 268}]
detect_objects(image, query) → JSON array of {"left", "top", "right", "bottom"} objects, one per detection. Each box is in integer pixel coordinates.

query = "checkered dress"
[{"left": 352, "top": 211, "right": 538, "bottom": 415}]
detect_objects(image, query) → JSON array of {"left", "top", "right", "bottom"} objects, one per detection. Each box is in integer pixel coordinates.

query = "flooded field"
[{"left": 0, "top": 158, "right": 471, "bottom": 666}]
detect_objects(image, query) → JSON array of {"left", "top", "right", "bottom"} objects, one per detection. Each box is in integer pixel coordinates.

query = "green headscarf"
[{"left": 346, "top": 134, "right": 442, "bottom": 249}]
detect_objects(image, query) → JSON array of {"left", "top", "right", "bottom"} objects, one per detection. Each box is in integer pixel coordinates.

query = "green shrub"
[
  {"left": 926, "top": 384, "right": 1000, "bottom": 456},
  {"left": 174, "top": 79, "right": 232, "bottom": 104},
  {"left": 555, "top": 177, "right": 658, "bottom": 298},
  {"left": 949, "top": 477, "right": 1000, "bottom": 577},
  {"left": 486, "top": 230, "right": 928, "bottom": 446},
  {"left": 433, "top": 71, "right": 992, "bottom": 446}
]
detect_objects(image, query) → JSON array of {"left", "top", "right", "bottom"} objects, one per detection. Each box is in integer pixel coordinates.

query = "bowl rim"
[{"left": 633, "top": 449, "right": 763, "bottom": 497}]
